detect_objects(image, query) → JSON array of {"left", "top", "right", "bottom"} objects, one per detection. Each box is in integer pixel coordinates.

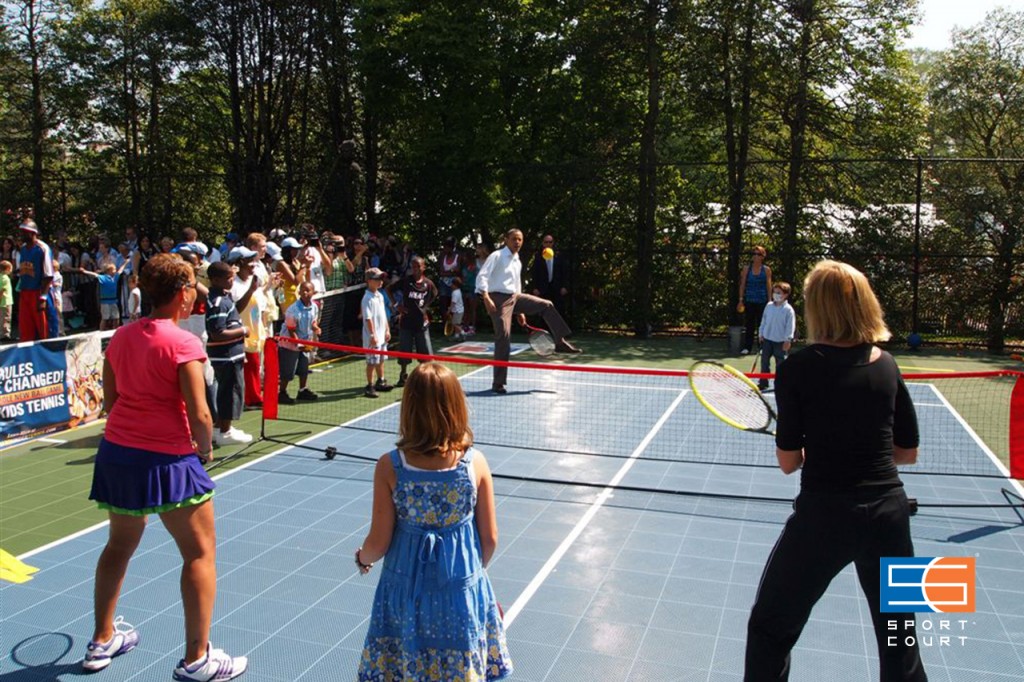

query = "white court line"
[
  {"left": 35, "top": 437, "right": 67, "bottom": 444},
  {"left": 924, "top": 383, "right": 1024, "bottom": 498},
  {"left": 19, "top": 365, "right": 493, "bottom": 561},
  {"left": 502, "top": 387, "right": 690, "bottom": 627}
]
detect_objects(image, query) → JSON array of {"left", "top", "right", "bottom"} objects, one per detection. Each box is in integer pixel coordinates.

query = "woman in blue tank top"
[{"left": 736, "top": 245, "right": 772, "bottom": 354}]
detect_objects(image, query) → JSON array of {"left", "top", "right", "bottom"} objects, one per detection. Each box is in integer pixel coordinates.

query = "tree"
[{"left": 928, "top": 8, "right": 1024, "bottom": 351}]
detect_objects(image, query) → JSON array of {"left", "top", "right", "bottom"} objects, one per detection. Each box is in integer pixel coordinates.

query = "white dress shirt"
[{"left": 475, "top": 246, "right": 521, "bottom": 295}]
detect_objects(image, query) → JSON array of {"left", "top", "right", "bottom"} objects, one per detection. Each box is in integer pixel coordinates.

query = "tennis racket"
[
  {"left": 521, "top": 321, "right": 555, "bottom": 356},
  {"left": 444, "top": 317, "right": 455, "bottom": 337},
  {"left": 689, "top": 361, "right": 776, "bottom": 436},
  {"left": 750, "top": 342, "right": 760, "bottom": 373}
]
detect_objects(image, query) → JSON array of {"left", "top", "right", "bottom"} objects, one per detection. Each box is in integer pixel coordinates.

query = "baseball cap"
[
  {"left": 365, "top": 267, "right": 386, "bottom": 280},
  {"left": 19, "top": 221, "right": 39, "bottom": 234},
  {"left": 226, "top": 246, "right": 258, "bottom": 263},
  {"left": 264, "top": 242, "right": 283, "bottom": 261},
  {"left": 225, "top": 232, "right": 239, "bottom": 243},
  {"left": 280, "top": 237, "right": 301, "bottom": 249}
]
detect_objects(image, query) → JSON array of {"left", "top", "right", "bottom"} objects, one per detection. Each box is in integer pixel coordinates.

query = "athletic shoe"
[
  {"left": 374, "top": 379, "right": 394, "bottom": 392},
  {"left": 554, "top": 341, "right": 582, "bottom": 354},
  {"left": 492, "top": 385, "right": 507, "bottom": 395},
  {"left": 213, "top": 428, "right": 252, "bottom": 446},
  {"left": 82, "top": 617, "right": 139, "bottom": 671},
  {"left": 740, "top": 349, "right": 750, "bottom": 355},
  {"left": 173, "top": 643, "right": 248, "bottom": 682},
  {"left": 277, "top": 391, "right": 295, "bottom": 405},
  {"left": 296, "top": 388, "right": 319, "bottom": 401},
  {"left": 395, "top": 373, "right": 407, "bottom": 388},
  {"left": 364, "top": 384, "right": 378, "bottom": 399}
]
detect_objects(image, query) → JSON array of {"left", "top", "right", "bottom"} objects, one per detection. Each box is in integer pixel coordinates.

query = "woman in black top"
[{"left": 744, "top": 260, "right": 927, "bottom": 682}]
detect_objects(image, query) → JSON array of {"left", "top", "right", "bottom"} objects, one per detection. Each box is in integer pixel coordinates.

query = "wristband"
[{"left": 354, "top": 548, "right": 373, "bottom": 571}]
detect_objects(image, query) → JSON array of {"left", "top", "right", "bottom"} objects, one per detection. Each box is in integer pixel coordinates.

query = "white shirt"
[
  {"left": 475, "top": 246, "right": 521, "bottom": 295},
  {"left": 450, "top": 288, "right": 464, "bottom": 314},
  {"left": 306, "top": 248, "right": 326, "bottom": 294}
]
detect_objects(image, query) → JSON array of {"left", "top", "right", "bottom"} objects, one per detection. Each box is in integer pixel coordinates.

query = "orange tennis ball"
[{"left": 542, "top": 247, "right": 554, "bottom": 260}]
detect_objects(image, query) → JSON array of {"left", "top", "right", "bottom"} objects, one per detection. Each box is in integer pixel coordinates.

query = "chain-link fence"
[{"left": 2, "top": 157, "right": 1022, "bottom": 348}]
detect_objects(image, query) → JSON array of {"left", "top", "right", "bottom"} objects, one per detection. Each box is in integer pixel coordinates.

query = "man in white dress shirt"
[{"left": 476, "top": 228, "right": 581, "bottom": 393}]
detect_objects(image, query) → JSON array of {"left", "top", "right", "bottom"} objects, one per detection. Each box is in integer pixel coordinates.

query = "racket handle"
[{"left": 908, "top": 497, "right": 918, "bottom": 516}]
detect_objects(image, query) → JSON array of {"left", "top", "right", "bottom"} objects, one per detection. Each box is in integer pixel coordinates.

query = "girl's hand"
[{"left": 354, "top": 548, "right": 373, "bottom": 575}]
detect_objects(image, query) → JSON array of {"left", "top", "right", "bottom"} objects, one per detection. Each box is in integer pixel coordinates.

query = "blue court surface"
[{"left": 3, "top": 368, "right": 1023, "bottom": 681}]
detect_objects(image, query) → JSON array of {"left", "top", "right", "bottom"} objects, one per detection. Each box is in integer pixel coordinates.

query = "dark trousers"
[
  {"left": 212, "top": 359, "right": 244, "bottom": 422},
  {"left": 745, "top": 487, "right": 927, "bottom": 682},
  {"left": 758, "top": 340, "right": 787, "bottom": 386},
  {"left": 743, "top": 301, "right": 767, "bottom": 352},
  {"left": 488, "top": 292, "right": 571, "bottom": 389},
  {"left": 397, "top": 326, "right": 432, "bottom": 370}
]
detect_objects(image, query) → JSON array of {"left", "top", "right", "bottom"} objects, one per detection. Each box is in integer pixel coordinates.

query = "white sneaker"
[
  {"left": 82, "top": 616, "right": 139, "bottom": 671},
  {"left": 740, "top": 349, "right": 749, "bottom": 355},
  {"left": 213, "top": 429, "right": 252, "bottom": 446},
  {"left": 173, "top": 643, "right": 248, "bottom": 681}
]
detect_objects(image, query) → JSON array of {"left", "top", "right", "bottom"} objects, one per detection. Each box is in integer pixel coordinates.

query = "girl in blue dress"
[{"left": 355, "top": 362, "right": 513, "bottom": 681}]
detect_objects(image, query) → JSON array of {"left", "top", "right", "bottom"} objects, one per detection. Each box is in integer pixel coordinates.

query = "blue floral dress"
[{"left": 358, "top": 449, "right": 513, "bottom": 681}]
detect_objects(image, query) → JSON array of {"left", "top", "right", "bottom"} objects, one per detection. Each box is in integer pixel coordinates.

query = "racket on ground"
[
  {"left": 689, "top": 361, "right": 776, "bottom": 436},
  {"left": 520, "top": 321, "right": 555, "bottom": 356}
]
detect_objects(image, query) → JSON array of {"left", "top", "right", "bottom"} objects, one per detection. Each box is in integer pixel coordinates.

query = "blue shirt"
[
  {"left": 759, "top": 300, "right": 796, "bottom": 343},
  {"left": 282, "top": 299, "right": 319, "bottom": 351},
  {"left": 97, "top": 274, "right": 119, "bottom": 303},
  {"left": 17, "top": 241, "right": 53, "bottom": 291},
  {"left": 205, "top": 286, "right": 245, "bottom": 362},
  {"left": 744, "top": 266, "right": 769, "bottom": 304}
]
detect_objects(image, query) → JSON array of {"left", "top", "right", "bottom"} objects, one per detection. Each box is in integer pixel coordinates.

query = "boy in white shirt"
[
  {"left": 361, "top": 268, "right": 393, "bottom": 398},
  {"left": 447, "top": 276, "right": 465, "bottom": 340},
  {"left": 757, "top": 281, "right": 796, "bottom": 391}
]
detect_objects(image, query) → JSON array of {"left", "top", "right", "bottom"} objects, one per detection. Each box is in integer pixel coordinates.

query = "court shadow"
[
  {"left": 3, "top": 632, "right": 86, "bottom": 681},
  {"left": 944, "top": 525, "right": 1020, "bottom": 543},
  {"left": 65, "top": 455, "right": 95, "bottom": 466}
]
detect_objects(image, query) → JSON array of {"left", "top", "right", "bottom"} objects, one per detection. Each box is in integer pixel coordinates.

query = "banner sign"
[{"left": 0, "top": 333, "right": 105, "bottom": 445}]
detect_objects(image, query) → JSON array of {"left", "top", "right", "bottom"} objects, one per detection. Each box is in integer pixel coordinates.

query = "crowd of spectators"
[{"left": 0, "top": 220, "right": 572, "bottom": 354}]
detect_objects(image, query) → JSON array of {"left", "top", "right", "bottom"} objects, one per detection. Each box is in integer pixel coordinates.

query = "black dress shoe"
[
  {"left": 555, "top": 341, "right": 582, "bottom": 354},
  {"left": 492, "top": 385, "right": 507, "bottom": 394}
]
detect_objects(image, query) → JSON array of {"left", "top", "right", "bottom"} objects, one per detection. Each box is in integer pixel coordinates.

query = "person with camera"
[
  {"left": 297, "top": 225, "right": 332, "bottom": 296},
  {"left": 322, "top": 232, "right": 353, "bottom": 291}
]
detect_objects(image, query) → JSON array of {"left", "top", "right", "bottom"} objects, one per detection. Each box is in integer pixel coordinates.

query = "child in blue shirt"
[
  {"left": 278, "top": 281, "right": 321, "bottom": 404},
  {"left": 79, "top": 261, "right": 128, "bottom": 331},
  {"left": 758, "top": 281, "right": 796, "bottom": 391}
]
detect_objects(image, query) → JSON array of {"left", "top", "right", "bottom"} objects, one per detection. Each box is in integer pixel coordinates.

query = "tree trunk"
[
  {"left": 780, "top": 0, "right": 815, "bottom": 283},
  {"left": 27, "top": 0, "right": 46, "bottom": 229},
  {"left": 635, "top": 0, "right": 661, "bottom": 337}
]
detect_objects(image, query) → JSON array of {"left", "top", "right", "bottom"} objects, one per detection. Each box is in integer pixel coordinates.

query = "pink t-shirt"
[{"left": 103, "top": 318, "right": 207, "bottom": 455}]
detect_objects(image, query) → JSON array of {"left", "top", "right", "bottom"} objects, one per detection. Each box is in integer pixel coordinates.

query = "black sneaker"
[
  {"left": 375, "top": 379, "right": 394, "bottom": 392},
  {"left": 364, "top": 384, "right": 379, "bottom": 398},
  {"left": 278, "top": 391, "right": 295, "bottom": 405},
  {"left": 492, "top": 385, "right": 507, "bottom": 395},
  {"left": 395, "top": 373, "right": 407, "bottom": 388},
  {"left": 297, "top": 388, "right": 319, "bottom": 401},
  {"left": 555, "top": 341, "right": 583, "bottom": 354}
]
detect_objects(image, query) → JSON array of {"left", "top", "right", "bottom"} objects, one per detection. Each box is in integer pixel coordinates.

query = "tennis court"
[{"left": 2, "top": 361, "right": 1023, "bottom": 681}]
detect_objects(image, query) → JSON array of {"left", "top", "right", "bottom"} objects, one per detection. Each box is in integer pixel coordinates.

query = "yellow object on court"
[{"left": 0, "top": 548, "right": 39, "bottom": 583}]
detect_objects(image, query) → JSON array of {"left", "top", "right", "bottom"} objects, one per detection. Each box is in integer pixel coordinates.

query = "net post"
[
  {"left": 262, "top": 338, "right": 280, "bottom": 437},
  {"left": 1010, "top": 373, "right": 1024, "bottom": 480}
]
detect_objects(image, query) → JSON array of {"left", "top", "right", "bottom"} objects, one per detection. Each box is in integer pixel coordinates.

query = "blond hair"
[
  {"left": 803, "top": 260, "right": 890, "bottom": 345},
  {"left": 396, "top": 363, "right": 473, "bottom": 458}
]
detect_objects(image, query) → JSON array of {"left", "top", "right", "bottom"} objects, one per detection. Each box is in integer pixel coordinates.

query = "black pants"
[
  {"left": 743, "top": 301, "right": 767, "bottom": 352},
  {"left": 745, "top": 487, "right": 927, "bottom": 682}
]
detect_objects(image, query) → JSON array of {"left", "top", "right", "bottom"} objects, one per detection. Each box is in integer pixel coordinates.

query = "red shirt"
[{"left": 104, "top": 318, "right": 207, "bottom": 455}]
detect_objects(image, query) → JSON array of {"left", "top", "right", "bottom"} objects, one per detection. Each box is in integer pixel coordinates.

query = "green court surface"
[{"left": 1, "top": 334, "right": 1020, "bottom": 558}]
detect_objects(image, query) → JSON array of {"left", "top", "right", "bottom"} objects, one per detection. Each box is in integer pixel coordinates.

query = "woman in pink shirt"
[{"left": 84, "top": 253, "right": 248, "bottom": 681}]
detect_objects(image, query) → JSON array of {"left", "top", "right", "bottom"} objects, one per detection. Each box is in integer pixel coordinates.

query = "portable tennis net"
[{"left": 256, "top": 338, "right": 1024, "bottom": 512}]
